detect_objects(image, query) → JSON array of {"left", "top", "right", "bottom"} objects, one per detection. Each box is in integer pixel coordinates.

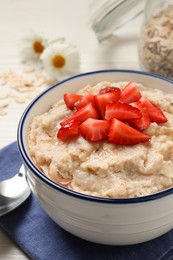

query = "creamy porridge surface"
[{"left": 28, "top": 81, "right": 173, "bottom": 198}]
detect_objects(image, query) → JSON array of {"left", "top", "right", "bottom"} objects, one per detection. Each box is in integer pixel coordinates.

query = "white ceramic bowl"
[{"left": 17, "top": 70, "right": 173, "bottom": 245}]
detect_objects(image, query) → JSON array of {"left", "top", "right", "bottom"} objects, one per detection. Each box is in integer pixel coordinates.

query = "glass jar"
[
  {"left": 138, "top": 0, "right": 173, "bottom": 79},
  {"left": 88, "top": 0, "right": 145, "bottom": 41}
]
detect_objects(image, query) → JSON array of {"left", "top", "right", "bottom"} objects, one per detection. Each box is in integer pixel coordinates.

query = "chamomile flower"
[
  {"left": 40, "top": 40, "right": 80, "bottom": 81},
  {"left": 20, "top": 31, "right": 48, "bottom": 64}
]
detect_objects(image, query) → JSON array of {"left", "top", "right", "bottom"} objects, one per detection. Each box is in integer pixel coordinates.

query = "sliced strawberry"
[
  {"left": 57, "top": 120, "right": 80, "bottom": 141},
  {"left": 60, "top": 102, "right": 99, "bottom": 126},
  {"left": 76, "top": 93, "right": 94, "bottom": 110},
  {"left": 64, "top": 93, "right": 82, "bottom": 110},
  {"left": 105, "top": 102, "right": 142, "bottom": 121},
  {"left": 94, "top": 92, "right": 119, "bottom": 118},
  {"left": 108, "top": 118, "right": 150, "bottom": 145},
  {"left": 129, "top": 101, "right": 151, "bottom": 130},
  {"left": 119, "top": 82, "right": 142, "bottom": 103},
  {"left": 99, "top": 86, "right": 121, "bottom": 97},
  {"left": 140, "top": 97, "right": 168, "bottom": 123},
  {"left": 80, "top": 118, "right": 110, "bottom": 141}
]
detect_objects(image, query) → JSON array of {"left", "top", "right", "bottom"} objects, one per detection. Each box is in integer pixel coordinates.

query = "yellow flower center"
[
  {"left": 33, "top": 41, "right": 44, "bottom": 54},
  {"left": 52, "top": 55, "right": 66, "bottom": 68}
]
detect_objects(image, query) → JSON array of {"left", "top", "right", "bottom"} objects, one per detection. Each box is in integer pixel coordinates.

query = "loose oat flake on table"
[{"left": 0, "top": 68, "right": 51, "bottom": 116}]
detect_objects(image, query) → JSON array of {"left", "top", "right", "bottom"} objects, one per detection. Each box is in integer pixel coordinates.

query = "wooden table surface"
[{"left": 0, "top": 0, "right": 142, "bottom": 258}]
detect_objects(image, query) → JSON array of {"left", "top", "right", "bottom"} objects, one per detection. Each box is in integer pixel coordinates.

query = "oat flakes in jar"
[{"left": 139, "top": 0, "right": 173, "bottom": 79}]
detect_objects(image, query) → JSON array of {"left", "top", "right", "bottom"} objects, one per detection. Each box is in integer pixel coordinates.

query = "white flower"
[
  {"left": 40, "top": 40, "right": 80, "bottom": 81},
  {"left": 20, "top": 31, "right": 48, "bottom": 63}
]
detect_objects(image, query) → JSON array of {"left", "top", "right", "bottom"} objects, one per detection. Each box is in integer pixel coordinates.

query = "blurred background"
[{"left": 0, "top": 0, "right": 143, "bottom": 149}]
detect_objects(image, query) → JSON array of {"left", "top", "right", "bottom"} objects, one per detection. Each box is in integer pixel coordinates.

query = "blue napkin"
[{"left": 0, "top": 142, "right": 173, "bottom": 260}]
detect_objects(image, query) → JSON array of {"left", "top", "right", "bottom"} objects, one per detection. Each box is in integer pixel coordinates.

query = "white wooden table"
[{"left": 0, "top": 0, "right": 142, "bottom": 258}]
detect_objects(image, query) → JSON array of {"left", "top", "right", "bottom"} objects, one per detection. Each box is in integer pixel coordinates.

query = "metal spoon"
[{"left": 0, "top": 165, "right": 31, "bottom": 216}]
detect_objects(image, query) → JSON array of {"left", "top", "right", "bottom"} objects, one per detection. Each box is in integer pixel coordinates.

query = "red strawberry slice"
[
  {"left": 57, "top": 120, "right": 80, "bottom": 141},
  {"left": 108, "top": 118, "right": 150, "bottom": 145},
  {"left": 60, "top": 102, "right": 99, "bottom": 126},
  {"left": 76, "top": 93, "right": 94, "bottom": 110},
  {"left": 129, "top": 101, "right": 150, "bottom": 130},
  {"left": 105, "top": 102, "right": 142, "bottom": 121},
  {"left": 99, "top": 86, "right": 121, "bottom": 97},
  {"left": 119, "top": 82, "right": 142, "bottom": 103},
  {"left": 140, "top": 97, "right": 168, "bottom": 123},
  {"left": 94, "top": 92, "right": 120, "bottom": 118},
  {"left": 64, "top": 93, "right": 82, "bottom": 110},
  {"left": 80, "top": 118, "right": 110, "bottom": 141}
]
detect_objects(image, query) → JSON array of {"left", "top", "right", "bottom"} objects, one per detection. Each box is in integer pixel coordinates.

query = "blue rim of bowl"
[{"left": 17, "top": 69, "right": 173, "bottom": 204}]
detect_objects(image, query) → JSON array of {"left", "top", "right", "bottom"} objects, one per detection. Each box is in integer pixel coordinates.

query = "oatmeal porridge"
[{"left": 28, "top": 81, "right": 173, "bottom": 198}]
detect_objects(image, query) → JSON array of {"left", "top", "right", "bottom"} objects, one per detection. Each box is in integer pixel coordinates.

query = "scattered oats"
[
  {"left": 0, "top": 64, "right": 50, "bottom": 116},
  {"left": 1, "top": 69, "right": 16, "bottom": 82},
  {"left": 11, "top": 78, "right": 34, "bottom": 90},
  {"left": 14, "top": 86, "right": 36, "bottom": 92},
  {"left": 1, "top": 79, "right": 8, "bottom": 85},
  {"left": 0, "top": 92, "right": 11, "bottom": 100},
  {"left": 26, "top": 92, "right": 34, "bottom": 99},
  {"left": 35, "top": 76, "right": 46, "bottom": 87},
  {"left": 0, "top": 99, "right": 10, "bottom": 108},
  {"left": 14, "top": 95, "right": 29, "bottom": 104},
  {"left": 34, "top": 71, "right": 47, "bottom": 86},
  {"left": 23, "top": 66, "right": 35, "bottom": 73}
]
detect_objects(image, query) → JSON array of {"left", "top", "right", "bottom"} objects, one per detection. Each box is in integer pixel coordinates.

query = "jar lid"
[{"left": 88, "top": 0, "right": 145, "bottom": 41}]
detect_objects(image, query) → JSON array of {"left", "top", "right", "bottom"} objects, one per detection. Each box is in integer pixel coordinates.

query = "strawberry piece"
[
  {"left": 94, "top": 92, "right": 120, "bottom": 118},
  {"left": 60, "top": 102, "right": 99, "bottom": 126},
  {"left": 119, "top": 82, "right": 142, "bottom": 103},
  {"left": 64, "top": 93, "right": 82, "bottom": 110},
  {"left": 76, "top": 93, "right": 95, "bottom": 110},
  {"left": 129, "top": 101, "right": 151, "bottom": 130},
  {"left": 99, "top": 86, "right": 121, "bottom": 97},
  {"left": 140, "top": 97, "right": 168, "bottom": 123},
  {"left": 57, "top": 120, "right": 80, "bottom": 141},
  {"left": 105, "top": 102, "right": 142, "bottom": 121},
  {"left": 80, "top": 118, "right": 110, "bottom": 141},
  {"left": 108, "top": 118, "right": 150, "bottom": 145}
]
